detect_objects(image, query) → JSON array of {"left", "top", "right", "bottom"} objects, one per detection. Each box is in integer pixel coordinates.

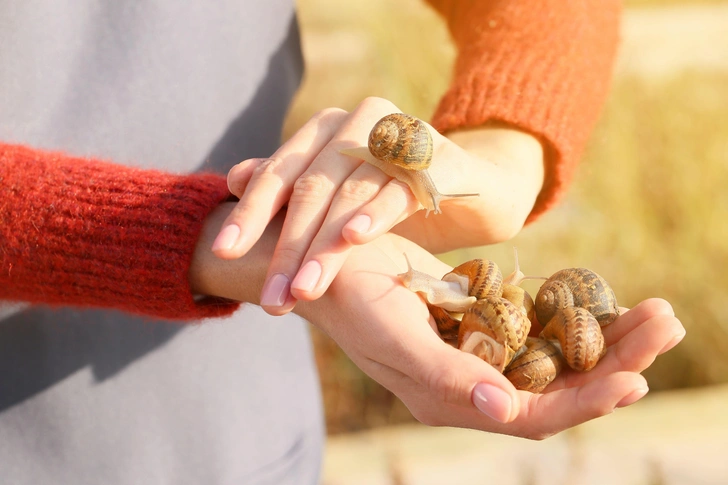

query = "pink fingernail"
[
  {"left": 212, "top": 224, "right": 241, "bottom": 252},
  {"left": 346, "top": 214, "right": 372, "bottom": 235},
  {"left": 260, "top": 273, "right": 290, "bottom": 307},
  {"left": 616, "top": 386, "right": 649, "bottom": 408},
  {"left": 472, "top": 383, "right": 512, "bottom": 423},
  {"left": 291, "top": 260, "right": 322, "bottom": 293}
]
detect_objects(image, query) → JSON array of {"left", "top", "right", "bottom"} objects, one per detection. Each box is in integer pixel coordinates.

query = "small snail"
[
  {"left": 399, "top": 252, "right": 619, "bottom": 393},
  {"left": 458, "top": 296, "right": 531, "bottom": 372},
  {"left": 540, "top": 307, "right": 606, "bottom": 372},
  {"left": 504, "top": 337, "right": 564, "bottom": 393},
  {"left": 340, "top": 113, "right": 479, "bottom": 215},
  {"left": 535, "top": 268, "right": 619, "bottom": 328}
]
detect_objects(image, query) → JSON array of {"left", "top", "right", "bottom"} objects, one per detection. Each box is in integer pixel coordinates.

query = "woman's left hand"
[{"left": 210, "top": 97, "right": 544, "bottom": 315}]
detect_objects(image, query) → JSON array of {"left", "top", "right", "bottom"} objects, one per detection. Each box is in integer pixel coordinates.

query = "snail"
[
  {"left": 535, "top": 268, "right": 619, "bottom": 328},
  {"left": 458, "top": 296, "right": 531, "bottom": 372},
  {"left": 399, "top": 253, "right": 619, "bottom": 392},
  {"left": 340, "top": 113, "right": 479, "bottom": 215},
  {"left": 534, "top": 267, "right": 618, "bottom": 372},
  {"left": 503, "top": 337, "right": 564, "bottom": 393},
  {"left": 539, "top": 307, "right": 606, "bottom": 372}
]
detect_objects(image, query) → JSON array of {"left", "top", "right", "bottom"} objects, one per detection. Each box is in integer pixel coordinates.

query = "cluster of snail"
[
  {"left": 341, "top": 112, "right": 620, "bottom": 393},
  {"left": 399, "top": 252, "right": 620, "bottom": 392}
]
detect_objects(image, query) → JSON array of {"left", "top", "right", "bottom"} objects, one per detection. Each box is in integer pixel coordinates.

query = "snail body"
[
  {"left": 535, "top": 268, "right": 619, "bottom": 328},
  {"left": 348, "top": 113, "right": 479, "bottom": 216}
]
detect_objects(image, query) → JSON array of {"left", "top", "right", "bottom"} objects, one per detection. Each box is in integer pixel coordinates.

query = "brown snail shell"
[
  {"left": 501, "top": 282, "right": 536, "bottom": 323},
  {"left": 535, "top": 268, "right": 619, "bottom": 328},
  {"left": 444, "top": 258, "right": 503, "bottom": 300},
  {"left": 427, "top": 302, "right": 460, "bottom": 342},
  {"left": 353, "top": 113, "right": 479, "bottom": 216},
  {"left": 458, "top": 296, "right": 531, "bottom": 372},
  {"left": 540, "top": 307, "right": 606, "bottom": 372},
  {"left": 368, "top": 113, "right": 433, "bottom": 171},
  {"left": 504, "top": 337, "right": 564, "bottom": 393}
]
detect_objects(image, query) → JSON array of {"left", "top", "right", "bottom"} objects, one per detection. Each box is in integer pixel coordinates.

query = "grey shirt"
[{"left": 0, "top": 2, "right": 324, "bottom": 484}]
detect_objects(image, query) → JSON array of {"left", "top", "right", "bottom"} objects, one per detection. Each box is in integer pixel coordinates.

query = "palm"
[{"left": 300, "top": 234, "right": 684, "bottom": 439}]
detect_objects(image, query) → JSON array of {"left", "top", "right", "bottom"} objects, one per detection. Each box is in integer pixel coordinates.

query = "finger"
[
  {"left": 602, "top": 298, "right": 676, "bottom": 346},
  {"left": 551, "top": 313, "right": 684, "bottom": 391},
  {"left": 261, "top": 98, "right": 402, "bottom": 313},
  {"left": 368, "top": 362, "right": 647, "bottom": 439},
  {"left": 225, "top": 157, "right": 260, "bottom": 197},
  {"left": 212, "top": 108, "right": 349, "bottom": 259},
  {"left": 503, "top": 372, "right": 648, "bottom": 439},
  {"left": 290, "top": 168, "right": 419, "bottom": 301},
  {"left": 341, "top": 178, "right": 420, "bottom": 246}
]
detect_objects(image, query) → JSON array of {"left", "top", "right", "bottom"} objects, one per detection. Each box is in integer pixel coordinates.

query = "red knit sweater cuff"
[
  {"left": 0, "top": 143, "right": 240, "bottom": 321},
  {"left": 428, "top": 0, "right": 621, "bottom": 223}
]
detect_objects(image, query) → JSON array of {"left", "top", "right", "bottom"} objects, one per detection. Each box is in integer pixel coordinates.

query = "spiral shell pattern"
[
  {"left": 535, "top": 268, "right": 619, "bottom": 328},
  {"left": 458, "top": 296, "right": 531, "bottom": 372},
  {"left": 445, "top": 258, "right": 503, "bottom": 300},
  {"left": 540, "top": 307, "right": 606, "bottom": 372},
  {"left": 367, "top": 113, "right": 433, "bottom": 170},
  {"left": 504, "top": 337, "right": 564, "bottom": 393}
]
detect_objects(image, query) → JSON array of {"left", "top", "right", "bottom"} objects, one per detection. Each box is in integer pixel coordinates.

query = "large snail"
[
  {"left": 399, "top": 252, "right": 619, "bottom": 392},
  {"left": 340, "top": 113, "right": 479, "bottom": 215}
]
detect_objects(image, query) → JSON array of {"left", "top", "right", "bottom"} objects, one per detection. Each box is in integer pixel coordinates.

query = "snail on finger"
[{"left": 340, "top": 113, "right": 479, "bottom": 215}]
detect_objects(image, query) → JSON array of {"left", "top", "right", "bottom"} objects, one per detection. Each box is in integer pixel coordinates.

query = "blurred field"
[{"left": 286, "top": 0, "right": 728, "bottom": 434}]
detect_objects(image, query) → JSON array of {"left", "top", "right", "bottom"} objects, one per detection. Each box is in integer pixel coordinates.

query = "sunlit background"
[{"left": 284, "top": 0, "right": 728, "bottom": 483}]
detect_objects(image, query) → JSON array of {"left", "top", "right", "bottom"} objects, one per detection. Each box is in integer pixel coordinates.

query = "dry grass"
[{"left": 288, "top": 0, "right": 728, "bottom": 434}]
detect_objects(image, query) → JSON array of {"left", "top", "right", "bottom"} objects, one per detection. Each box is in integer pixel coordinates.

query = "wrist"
[{"left": 189, "top": 202, "right": 279, "bottom": 303}]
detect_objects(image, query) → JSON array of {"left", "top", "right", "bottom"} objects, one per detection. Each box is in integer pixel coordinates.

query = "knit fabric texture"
[
  {"left": 426, "top": 0, "right": 621, "bottom": 222},
  {"left": 0, "top": 144, "right": 239, "bottom": 320}
]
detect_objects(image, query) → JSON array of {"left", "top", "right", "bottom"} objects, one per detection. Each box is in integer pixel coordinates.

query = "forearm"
[{"left": 0, "top": 142, "right": 239, "bottom": 320}]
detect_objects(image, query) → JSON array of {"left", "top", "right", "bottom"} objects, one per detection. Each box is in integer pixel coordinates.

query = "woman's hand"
[
  {"left": 301, "top": 236, "right": 684, "bottom": 438},
  {"left": 192, "top": 206, "right": 685, "bottom": 438},
  {"left": 209, "top": 97, "right": 544, "bottom": 315}
]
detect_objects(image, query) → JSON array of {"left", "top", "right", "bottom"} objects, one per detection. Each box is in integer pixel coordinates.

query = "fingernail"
[
  {"left": 291, "top": 260, "right": 323, "bottom": 293},
  {"left": 346, "top": 214, "right": 372, "bottom": 235},
  {"left": 616, "top": 386, "right": 649, "bottom": 408},
  {"left": 659, "top": 330, "right": 686, "bottom": 354},
  {"left": 472, "top": 383, "right": 512, "bottom": 423},
  {"left": 260, "top": 273, "right": 290, "bottom": 307},
  {"left": 212, "top": 224, "right": 241, "bottom": 252}
]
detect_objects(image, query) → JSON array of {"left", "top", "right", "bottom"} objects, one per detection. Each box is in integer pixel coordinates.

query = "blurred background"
[{"left": 284, "top": 0, "right": 728, "bottom": 483}]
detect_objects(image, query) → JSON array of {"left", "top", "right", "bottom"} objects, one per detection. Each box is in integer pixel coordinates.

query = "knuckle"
[
  {"left": 272, "top": 245, "right": 306, "bottom": 269},
  {"left": 292, "top": 172, "right": 334, "bottom": 201},
  {"left": 337, "top": 178, "right": 379, "bottom": 204},
  {"left": 252, "top": 157, "right": 285, "bottom": 178},
  {"left": 423, "top": 365, "right": 461, "bottom": 405},
  {"left": 312, "top": 107, "right": 348, "bottom": 121},
  {"left": 358, "top": 96, "right": 397, "bottom": 113}
]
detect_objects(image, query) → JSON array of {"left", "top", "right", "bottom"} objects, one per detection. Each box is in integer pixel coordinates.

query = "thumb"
[{"left": 409, "top": 339, "right": 520, "bottom": 423}]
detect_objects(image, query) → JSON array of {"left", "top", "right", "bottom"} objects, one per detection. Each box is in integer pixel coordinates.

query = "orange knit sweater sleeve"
[
  {"left": 425, "top": 0, "right": 621, "bottom": 222},
  {"left": 0, "top": 144, "right": 241, "bottom": 321}
]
